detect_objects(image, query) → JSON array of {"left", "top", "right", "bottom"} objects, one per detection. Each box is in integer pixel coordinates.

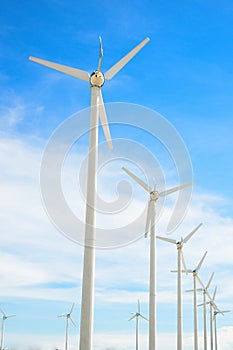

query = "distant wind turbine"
[
  {"left": 128, "top": 299, "right": 148, "bottom": 350},
  {"left": 122, "top": 166, "right": 193, "bottom": 350},
  {"left": 213, "top": 309, "right": 230, "bottom": 350},
  {"left": 185, "top": 251, "right": 208, "bottom": 350},
  {"left": 0, "top": 308, "right": 16, "bottom": 350},
  {"left": 57, "top": 303, "right": 76, "bottom": 350},
  {"left": 30, "top": 37, "right": 150, "bottom": 350},
  {"left": 157, "top": 223, "right": 202, "bottom": 350},
  {"left": 201, "top": 286, "right": 218, "bottom": 350},
  {"left": 196, "top": 272, "right": 214, "bottom": 350}
]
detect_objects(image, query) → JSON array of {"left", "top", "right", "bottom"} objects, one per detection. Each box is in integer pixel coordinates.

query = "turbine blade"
[
  {"left": 104, "top": 37, "right": 150, "bottom": 80},
  {"left": 156, "top": 236, "right": 176, "bottom": 244},
  {"left": 6, "top": 314, "right": 16, "bottom": 319},
  {"left": 99, "top": 90, "right": 112, "bottom": 149},
  {"left": 159, "top": 181, "right": 194, "bottom": 197},
  {"left": 69, "top": 303, "right": 75, "bottom": 315},
  {"left": 206, "top": 272, "right": 214, "bottom": 290},
  {"left": 97, "top": 36, "right": 103, "bottom": 71},
  {"left": 139, "top": 314, "right": 149, "bottom": 322},
  {"left": 122, "top": 167, "right": 151, "bottom": 193},
  {"left": 198, "top": 303, "right": 205, "bottom": 307},
  {"left": 183, "top": 223, "right": 203, "bottom": 243},
  {"left": 213, "top": 286, "right": 217, "bottom": 300},
  {"left": 196, "top": 275, "right": 205, "bottom": 289},
  {"left": 0, "top": 309, "right": 5, "bottom": 317},
  {"left": 138, "top": 299, "right": 140, "bottom": 314},
  {"left": 181, "top": 250, "right": 188, "bottom": 275},
  {"left": 28, "top": 56, "right": 90, "bottom": 82},
  {"left": 69, "top": 317, "right": 76, "bottom": 327},
  {"left": 195, "top": 251, "right": 207, "bottom": 272},
  {"left": 128, "top": 314, "right": 136, "bottom": 321},
  {"left": 57, "top": 314, "right": 66, "bottom": 318}
]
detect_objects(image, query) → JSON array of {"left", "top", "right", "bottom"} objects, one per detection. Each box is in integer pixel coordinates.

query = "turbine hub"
[
  {"left": 150, "top": 190, "right": 159, "bottom": 201},
  {"left": 90, "top": 70, "right": 105, "bottom": 87}
]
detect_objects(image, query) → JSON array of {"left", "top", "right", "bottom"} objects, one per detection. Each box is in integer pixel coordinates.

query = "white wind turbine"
[
  {"left": 196, "top": 272, "right": 215, "bottom": 350},
  {"left": 157, "top": 223, "right": 203, "bottom": 350},
  {"left": 128, "top": 299, "right": 148, "bottom": 350},
  {"left": 122, "top": 166, "right": 193, "bottom": 350},
  {"left": 185, "top": 251, "right": 208, "bottom": 350},
  {"left": 0, "top": 308, "right": 16, "bottom": 350},
  {"left": 30, "top": 37, "right": 150, "bottom": 350},
  {"left": 201, "top": 286, "right": 218, "bottom": 350},
  {"left": 58, "top": 303, "right": 76, "bottom": 350},
  {"left": 213, "top": 309, "right": 230, "bottom": 350}
]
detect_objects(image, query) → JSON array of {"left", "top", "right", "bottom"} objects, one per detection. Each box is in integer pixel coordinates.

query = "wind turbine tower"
[
  {"left": 122, "top": 166, "right": 193, "bottom": 350},
  {"left": 58, "top": 303, "right": 76, "bottom": 350},
  {"left": 29, "top": 37, "right": 150, "bottom": 350},
  {"left": 128, "top": 299, "right": 148, "bottom": 350},
  {"left": 157, "top": 223, "right": 202, "bottom": 350},
  {"left": 0, "top": 308, "right": 16, "bottom": 350},
  {"left": 185, "top": 251, "right": 207, "bottom": 350}
]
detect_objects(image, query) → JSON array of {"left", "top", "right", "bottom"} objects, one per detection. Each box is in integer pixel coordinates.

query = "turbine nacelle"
[
  {"left": 90, "top": 70, "right": 105, "bottom": 87},
  {"left": 150, "top": 190, "right": 159, "bottom": 201}
]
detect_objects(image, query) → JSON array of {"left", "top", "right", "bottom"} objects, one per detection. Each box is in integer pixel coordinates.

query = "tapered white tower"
[
  {"left": 128, "top": 299, "right": 148, "bottom": 350},
  {"left": 57, "top": 303, "right": 76, "bottom": 350},
  {"left": 157, "top": 223, "right": 202, "bottom": 350},
  {"left": 0, "top": 308, "right": 16, "bottom": 350},
  {"left": 122, "top": 166, "right": 193, "bottom": 350},
  {"left": 196, "top": 272, "right": 214, "bottom": 350},
  {"left": 185, "top": 251, "right": 207, "bottom": 350},
  {"left": 29, "top": 37, "right": 150, "bottom": 350},
  {"left": 213, "top": 309, "right": 230, "bottom": 350}
]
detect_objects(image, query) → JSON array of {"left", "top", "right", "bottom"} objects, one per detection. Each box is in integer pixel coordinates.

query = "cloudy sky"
[{"left": 0, "top": 0, "right": 233, "bottom": 349}]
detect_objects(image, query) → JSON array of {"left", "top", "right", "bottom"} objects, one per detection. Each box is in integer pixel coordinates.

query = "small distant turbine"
[
  {"left": 157, "top": 223, "right": 202, "bottom": 350},
  {"left": 202, "top": 286, "right": 218, "bottom": 350},
  {"left": 128, "top": 299, "right": 148, "bottom": 350},
  {"left": 185, "top": 251, "right": 208, "bottom": 350},
  {"left": 0, "top": 308, "right": 16, "bottom": 350},
  {"left": 122, "top": 166, "right": 193, "bottom": 350},
  {"left": 57, "top": 303, "right": 76, "bottom": 350},
  {"left": 213, "top": 309, "right": 230, "bottom": 350},
  {"left": 196, "top": 272, "right": 215, "bottom": 350}
]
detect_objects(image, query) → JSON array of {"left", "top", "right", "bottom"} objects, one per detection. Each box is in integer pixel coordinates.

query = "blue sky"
[{"left": 0, "top": 0, "right": 233, "bottom": 349}]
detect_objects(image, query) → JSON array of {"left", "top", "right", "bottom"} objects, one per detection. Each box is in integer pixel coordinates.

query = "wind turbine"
[
  {"left": 0, "top": 308, "right": 16, "bottom": 350},
  {"left": 29, "top": 37, "right": 150, "bottom": 350},
  {"left": 57, "top": 303, "right": 76, "bottom": 350},
  {"left": 122, "top": 166, "right": 193, "bottom": 350},
  {"left": 157, "top": 223, "right": 203, "bottom": 350},
  {"left": 213, "top": 309, "right": 230, "bottom": 350},
  {"left": 201, "top": 286, "right": 218, "bottom": 350},
  {"left": 128, "top": 299, "right": 148, "bottom": 350},
  {"left": 185, "top": 251, "right": 208, "bottom": 350},
  {"left": 196, "top": 272, "right": 214, "bottom": 350}
]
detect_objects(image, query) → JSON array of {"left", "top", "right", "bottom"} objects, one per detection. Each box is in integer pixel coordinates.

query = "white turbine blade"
[
  {"left": 186, "top": 289, "right": 194, "bottom": 292},
  {"left": 206, "top": 272, "right": 215, "bottom": 290},
  {"left": 138, "top": 299, "right": 140, "bottom": 314},
  {"left": 139, "top": 314, "right": 149, "bottom": 322},
  {"left": 128, "top": 314, "right": 136, "bottom": 322},
  {"left": 0, "top": 309, "right": 5, "bottom": 317},
  {"left": 145, "top": 201, "right": 152, "bottom": 238},
  {"left": 99, "top": 90, "right": 112, "bottom": 150},
  {"left": 181, "top": 250, "right": 188, "bottom": 274},
  {"left": 213, "top": 286, "right": 217, "bottom": 300},
  {"left": 195, "top": 251, "right": 207, "bottom": 272},
  {"left": 156, "top": 235, "right": 176, "bottom": 244},
  {"left": 6, "top": 314, "right": 16, "bottom": 319},
  {"left": 183, "top": 223, "right": 203, "bottom": 243},
  {"left": 70, "top": 317, "right": 76, "bottom": 327},
  {"left": 57, "top": 314, "right": 66, "bottom": 318},
  {"left": 159, "top": 181, "right": 194, "bottom": 197},
  {"left": 104, "top": 37, "right": 150, "bottom": 80},
  {"left": 69, "top": 303, "right": 75, "bottom": 315},
  {"left": 122, "top": 167, "right": 151, "bottom": 193},
  {"left": 97, "top": 36, "right": 103, "bottom": 71},
  {"left": 198, "top": 303, "right": 205, "bottom": 307},
  {"left": 29, "top": 56, "right": 90, "bottom": 82},
  {"left": 196, "top": 275, "right": 205, "bottom": 289}
]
